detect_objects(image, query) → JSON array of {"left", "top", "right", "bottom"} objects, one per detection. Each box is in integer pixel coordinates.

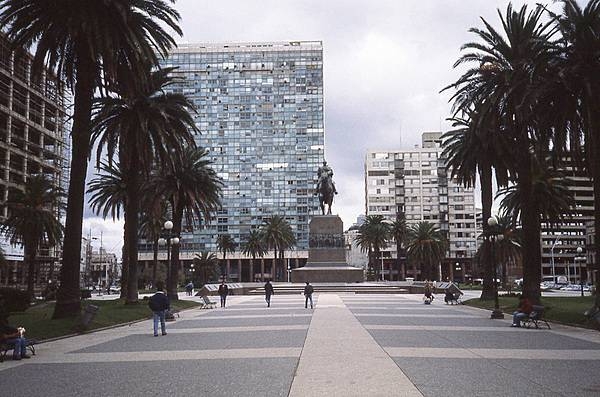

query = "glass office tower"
[{"left": 152, "top": 41, "right": 325, "bottom": 281}]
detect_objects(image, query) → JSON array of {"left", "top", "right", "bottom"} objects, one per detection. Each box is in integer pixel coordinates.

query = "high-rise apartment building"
[
  {"left": 364, "top": 132, "right": 478, "bottom": 281},
  {"left": 541, "top": 159, "right": 593, "bottom": 284},
  {"left": 0, "top": 33, "right": 68, "bottom": 286},
  {"left": 141, "top": 41, "right": 325, "bottom": 281}
]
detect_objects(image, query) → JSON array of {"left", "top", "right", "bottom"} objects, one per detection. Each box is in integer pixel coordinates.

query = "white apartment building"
[{"left": 365, "top": 132, "right": 479, "bottom": 281}]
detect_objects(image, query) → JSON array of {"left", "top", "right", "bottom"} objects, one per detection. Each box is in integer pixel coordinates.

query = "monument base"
[{"left": 291, "top": 266, "right": 363, "bottom": 283}]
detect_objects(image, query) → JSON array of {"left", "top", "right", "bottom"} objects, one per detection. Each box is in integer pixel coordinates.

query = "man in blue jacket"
[{"left": 148, "top": 282, "right": 170, "bottom": 337}]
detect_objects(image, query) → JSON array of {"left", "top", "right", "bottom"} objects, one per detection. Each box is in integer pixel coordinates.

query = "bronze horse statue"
[{"left": 318, "top": 174, "right": 335, "bottom": 215}]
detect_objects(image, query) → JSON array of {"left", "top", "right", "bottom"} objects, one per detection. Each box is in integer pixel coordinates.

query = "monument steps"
[{"left": 248, "top": 284, "right": 409, "bottom": 295}]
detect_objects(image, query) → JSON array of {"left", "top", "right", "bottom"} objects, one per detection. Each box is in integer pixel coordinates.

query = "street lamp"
[
  {"left": 158, "top": 220, "right": 180, "bottom": 292},
  {"left": 487, "top": 217, "right": 504, "bottom": 319},
  {"left": 576, "top": 246, "right": 585, "bottom": 297},
  {"left": 550, "top": 237, "right": 559, "bottom": 284}
]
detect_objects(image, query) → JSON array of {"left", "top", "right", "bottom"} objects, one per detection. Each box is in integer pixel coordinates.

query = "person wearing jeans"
[
  {"left": 512, "top": 296, "right": 532, "bottom": 327},
  {"left": 304, "top": 281, "right": 314, "bottom": 309},
  {"left": 148, "top": 282, "right": 170, "bottom": 336}
]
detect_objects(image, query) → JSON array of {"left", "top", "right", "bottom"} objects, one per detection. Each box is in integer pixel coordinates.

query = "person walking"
[
  {"left": 148, "top": 282, "right": 170, "bottom": 337},
  {"left": 304, "top": 281, "right": 314, "bottom": 309},
  {"left": 264, "top": 280, "right": 274, "bottom": 307},
  {"left": 218, "top": 280, "right": 229, "bottom": 308},
  {"left": 185, "top": 281, "right": 194, "bottom": 296}
]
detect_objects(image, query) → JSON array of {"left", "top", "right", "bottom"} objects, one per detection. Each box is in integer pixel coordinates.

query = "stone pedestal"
[{"left": 292, "top": 215, "right": 363, "bottom": 283}]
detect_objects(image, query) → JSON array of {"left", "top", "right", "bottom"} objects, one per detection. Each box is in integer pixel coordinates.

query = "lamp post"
[
  {"left": 158, "top": 220, "right": 180, "bottom": 292},
  {"left": 550, "top": 237, "right": 558, "bottom": 284},
  {"left": 576, "top": 246, "right": 585, "bottom": 297},
  {"left": 487, "top": 217, "right": 504, "bottom": 319}
]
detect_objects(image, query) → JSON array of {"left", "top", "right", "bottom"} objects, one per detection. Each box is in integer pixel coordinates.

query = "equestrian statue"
[{"left": 316, "top": 160, "right": 338, "bottom": 215}]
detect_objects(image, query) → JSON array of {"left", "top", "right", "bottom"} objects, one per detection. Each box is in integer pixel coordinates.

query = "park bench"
[
  {"left": 522, "top": 305, "right": 551, "bottom": 329},
  {"left": 444, "top": 291, "right": 463, "bottom": 305},
  {"left": 200, "top": 295, "right": 216, "bottom": 309},
  {"left": 0, "top": 339, "right": 36, "bottom": 362}
]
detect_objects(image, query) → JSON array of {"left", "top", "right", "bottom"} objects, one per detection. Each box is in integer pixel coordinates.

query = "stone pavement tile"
[
  {"left": 0, "top": 358, "right": 298, "bottom": 397},
  {"left": 356, "top": 316, "right": 505, "bottom": 327},
  {"left": 491, "top": 358, "right": 600, "bottom": 396},
  {"left": 166, "top": 325, "right": 309, "bottom": 334},
  {"left": 289, "top": 294, "right": 423, "bottom": 397},
  {"left": 393, "top": 357, "right": 564, "bottom": 397},
  {"left": 384, "top": 347, "right": 600, "bottom": 360},
  {"left": 369, "top": 329, "right": 600, "bottom": 350},
  {"left": 71, "top": 330, "right": 309, "bottom": 353},
  {"left": 169, "top": 316, "right": 312, "bottom": 329}
]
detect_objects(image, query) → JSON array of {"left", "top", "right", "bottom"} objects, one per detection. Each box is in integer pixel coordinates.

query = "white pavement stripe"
[
  {"left": 195, "top": 313, "right": 312, "bottom": 320},
  {"left": 289, "top": 294, "right": 424, "bottom": 397},
  {"left": 384, "top": 347, "right": 600, "bottom": 360},
  {"left": 348, "top": 306, "right": 450, "bottom": 311},
  {"left": 29, "top": 348, "right": 302, "bottom": 364},
  {"left": 165, "top": 325, "right": 309, "bottom": 333},
  {"left": 210, "top": 307, "right": 309, "bottom": 312},
  {"left": 364, "top": 325, "right": 529, "bottom": 332},
  {"left": 356, "top": 313, "right": 477, "bottom": 318}
]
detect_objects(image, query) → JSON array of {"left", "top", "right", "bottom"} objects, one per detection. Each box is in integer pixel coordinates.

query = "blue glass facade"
[{"left": 160, "top": 41, "right": 325, "bottom": 258}]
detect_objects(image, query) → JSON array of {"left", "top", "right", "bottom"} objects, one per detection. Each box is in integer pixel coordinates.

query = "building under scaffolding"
[{"left": 0, "top": 33, "right": 69, "bottom": 289}]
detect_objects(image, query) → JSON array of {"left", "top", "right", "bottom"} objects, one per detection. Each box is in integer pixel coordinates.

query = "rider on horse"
[{"left": 316, "top": 161, "right": 338, "bottom": 195}]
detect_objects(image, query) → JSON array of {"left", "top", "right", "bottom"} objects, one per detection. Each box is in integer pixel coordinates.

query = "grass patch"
[
  {"left": 7, "top": 298, "right": 201, "bottom": 341},
  {"left": 464, "top": 295, "right": 596, "bottom": 328}
]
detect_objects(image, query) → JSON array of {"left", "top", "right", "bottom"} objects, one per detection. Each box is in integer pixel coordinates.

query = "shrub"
[
  {"left": 0, "top": 287, "right": 31, "bottom": 312},
  {"left": 81, "top": 289, "right": 92, "bottom": 299}
]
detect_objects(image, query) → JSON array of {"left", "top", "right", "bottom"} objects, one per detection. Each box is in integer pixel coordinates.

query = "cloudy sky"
[{"left": 84, "top": 0, "right": 561, "bottom": 258}]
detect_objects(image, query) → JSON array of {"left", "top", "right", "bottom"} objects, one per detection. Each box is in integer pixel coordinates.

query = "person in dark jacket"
[
  {"left": 0, "top": 295, "right": 31, "bottom": 360},
  {"left": 304, "top": 281, "right": 314, "bottom": 309},
  {"left": 512, "top": 296, "right": 533, "bottom": 327},
  {"left": 149, "top": 282, "right": 170, "bottom": 337},
  {"left": 218, "top": 281, "right": 229, "bottom": 308},
  {"left": 264, "top": 280, "right": 275, "bottom": 307}
]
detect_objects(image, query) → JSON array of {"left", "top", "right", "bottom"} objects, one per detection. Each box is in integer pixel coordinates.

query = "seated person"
[
  {"left": 512, "top": 296, "right": 533, "bottom": 327},
  {"left": 0, "top": 295, "right": 31, "bottom": 360},
  {"left": 444, "top": 290, "right": 455, "bottom": 304}
]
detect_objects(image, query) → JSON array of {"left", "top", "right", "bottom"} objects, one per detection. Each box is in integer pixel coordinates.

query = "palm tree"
[
  {"left": 355, "top": 215, "right": 392, "bottom": 281},
  {"left": 0, "top": 0, "right": 183, "bottom": 318},
  {"left": 87, "top": 161, "right": 129, "bottom": 299},
  {"left": 497, "top": 157, "right": 575, "bottom": 228},
  {"left": 91, "top": 68, "right": 197, "bottom": 304},
  {"left": 442, "top": 114, "right": 512, "bottom": 299},
  {"left": 193, "top": 251, "right": 219, "bottom": 286},
  {"left": 548, "top": 0, "right": 600, "bottom": 307},
  {"left": 0, "top": 175, "right": 64, "bottom": 298},
  {"left": 148, "top": 147, "right": 223, "bottom": 300},
  {"left": 446, "top": 4, "right": 557, "bottom": 302},
  {"left": 139, "top": 202, "right": 167, "bottom": 288},
  {"left": 405, "top": 221, "right": 447, "bottom": 281},
  {"left": 216, "top": 234, "right": 236, "bottom": 281},
  {"left": 391, "top": 212, "right": 408, "bottom": 280},
  {"left": 261, "top": 215, "right": 296, "bottom": 282},
  {"left": 242, "top": 229, "right": 267, "bottom": 282}
]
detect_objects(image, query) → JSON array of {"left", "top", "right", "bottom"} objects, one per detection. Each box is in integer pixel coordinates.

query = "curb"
[{"left": 36, "top": 303, "right": 204, "bottom": 344}]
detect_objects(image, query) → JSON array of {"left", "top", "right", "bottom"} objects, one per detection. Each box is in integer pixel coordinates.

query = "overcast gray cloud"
[{"left": 86, "top": 0, "right": 562, "bottom": 257}]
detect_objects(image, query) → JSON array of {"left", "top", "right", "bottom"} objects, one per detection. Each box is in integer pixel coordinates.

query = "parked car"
[{"left": 108, "top": 285, "right": 121, "bottom": 294}]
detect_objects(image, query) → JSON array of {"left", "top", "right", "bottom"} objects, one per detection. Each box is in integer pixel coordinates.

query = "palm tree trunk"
[
  {"left": 25, "top": 243, "right": 37, "bottom": 300},
  {"left": 120, "top": 232, "right": 129, "bottom": 299},
  {"left": 125, "top": 162, "right": 141, "bottom": 304},
  {"left": 520, "top": 157, "right": 542, "bottom": 304},
  {"left": 152, "top": 237, "right": 159, "bottom": 286},
  {"left": 53, "top": 55, "right": 95, "bottom": 319},
  {"left": 590, "top": 120, "right": 600, "bottom": 308},
  {"left": 480, "top": 165, "right": 495, "bottom": 300},
  {"left": 167, "top": 203, "right": 184, "bottom": 301}
]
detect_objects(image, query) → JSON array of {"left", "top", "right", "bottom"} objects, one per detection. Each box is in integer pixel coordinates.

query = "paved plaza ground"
[{"left": 1, "top": 292, "right": 600, "bottom": 396}]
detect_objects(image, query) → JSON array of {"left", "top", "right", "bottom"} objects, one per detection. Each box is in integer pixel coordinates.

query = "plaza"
[{"left": 2, "top": 292, "right": 599, "bottom": 396}]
